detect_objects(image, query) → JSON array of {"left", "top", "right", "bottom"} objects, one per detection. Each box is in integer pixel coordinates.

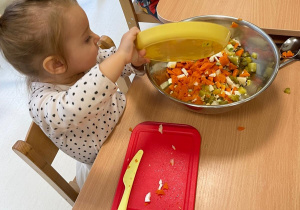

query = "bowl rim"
[{"left": 146, "top": 15, "right": 281, "bottom": 109}]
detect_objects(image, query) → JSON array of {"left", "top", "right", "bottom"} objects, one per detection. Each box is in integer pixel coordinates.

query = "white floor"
[{"left": 0, "top": 0, "right": 158, "bottom": 209}]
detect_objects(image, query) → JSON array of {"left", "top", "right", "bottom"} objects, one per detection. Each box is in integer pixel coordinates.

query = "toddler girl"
[{"left": 0, "top": 0, "right": 149, "bottom": 188}]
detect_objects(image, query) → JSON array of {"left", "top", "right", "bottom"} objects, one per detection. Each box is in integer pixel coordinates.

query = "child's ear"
[{"left": 43, "top": 56, "right": 66, "bottom": 75}]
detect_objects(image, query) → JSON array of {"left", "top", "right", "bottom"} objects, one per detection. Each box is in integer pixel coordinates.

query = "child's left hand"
[{"left": 131, "top": 48, "right": 150, "bottom": 68}]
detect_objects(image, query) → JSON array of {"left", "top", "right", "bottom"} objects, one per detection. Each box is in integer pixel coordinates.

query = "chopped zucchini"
[
  {"left": 238, "top": 87, "right": 247, "bottom": 94},
  {"left": 228, "top": 55, "right": 240, "bottom": 66},
  {"left": 226, "top": 44, "right": 234, "bottom": 51},
  {"left": 251, "top": 52, "right": 258, "bottom": 59},
  {"left": 284, "top": 88, "right": 291, "bottom": 94},
  {"left": 248, "top": 63, "right": 257, "bottom": 73}
]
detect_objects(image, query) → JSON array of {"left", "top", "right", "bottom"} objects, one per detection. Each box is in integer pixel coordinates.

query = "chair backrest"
[
  {"left": 12, "top": 122, "right": 79, "bottom": 206},
  {"left": 119, "top": 0, "right": 161, "bottom": 29},
  {"left": 12, "top": 36, "right": 120, "bottom": 206}
]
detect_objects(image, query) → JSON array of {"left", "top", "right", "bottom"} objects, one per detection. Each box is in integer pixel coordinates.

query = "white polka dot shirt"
[{"left": 28, "top": 47, "right": 141, "bottom": 164}]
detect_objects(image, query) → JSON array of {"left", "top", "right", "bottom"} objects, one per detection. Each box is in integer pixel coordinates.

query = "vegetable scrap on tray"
[
  {"left": 281, "top": 50, "right": 294, "bottom": 58},
  {"left": 145, "top": 180, "right": 169, "bottom": 205},
  {"left": 158, "top": 38, "right": 258, "bottom": 105},
  {"left": 158, "top": 124, "right": 163, "bottom": 134},
  {"left": 156, "top": 179, "right": 169, "bottom": 195}
]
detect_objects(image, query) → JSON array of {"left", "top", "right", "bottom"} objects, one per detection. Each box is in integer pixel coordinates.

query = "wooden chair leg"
[{"left": 69, "top": 177, "right": 80, "bottom": 193}]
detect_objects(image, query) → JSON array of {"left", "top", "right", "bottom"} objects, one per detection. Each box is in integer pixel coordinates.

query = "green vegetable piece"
[
  {"left": 251, "top": 52, "right": 258, "bottom": 59},
  {"left": 247, "top": 80, "right": 251, "bottom": 86},
  {"left": 284, "top": 88, "right": 291, "bottom": 94},
  {"left": 202, "top": 85, "right": 210, "bottom": 92},
  {"left": 242, "top": 52, "right": 250, "bottom": 57},
  {"left": 229, "top": 75, "right": 239, "bottom": 84},
  {"left": 244, "top": 57, "right": 252, "bottom": 63},
  {"left": 227, "top": 51, "right": 236, "bottom": 56},
  {"left": 248, "top": 63, "right": 257, "bottom": 73},
  {"left": 213, "top": 89, "right": 221, "bottom": 95},
  {"left": 205, "top": 96, "right": 215, "bottom": 104},
  {"left": 199, "top": 90, "right": 206, "bottom": 97},
  {"left": 228, "top": 55, "right": 240, "bottom": 66},
  {"left": 238, "top": 87, "right": 247, "bottom": 94},
  {"left": 229, "top": 95, "right": 240, "bottom": 102},
  {"left": 218, "top": 100, "right": 228, "bottom": 105},
  {"left": 241, "top": 59, "right": 249, "bottom": 67},
  {"left": 226, "top": 44, "right": 234, "bottom": 51}
]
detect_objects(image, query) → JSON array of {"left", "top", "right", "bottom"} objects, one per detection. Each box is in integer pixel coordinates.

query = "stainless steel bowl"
[{"left": 145, "top": 15, "right": 281, "bottom": 114}]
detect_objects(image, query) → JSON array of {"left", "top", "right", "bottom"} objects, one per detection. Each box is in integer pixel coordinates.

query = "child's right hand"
[
  {"left": 117, "top": 27, "right": 149, "bottom": 66},
  {"left": 99, "top": 27, "right": 148, "bottom": 83}
]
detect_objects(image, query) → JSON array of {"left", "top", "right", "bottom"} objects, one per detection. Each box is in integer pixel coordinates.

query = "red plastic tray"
[{"left": 111, "top": 121, "right": 201, "bottom": 210}]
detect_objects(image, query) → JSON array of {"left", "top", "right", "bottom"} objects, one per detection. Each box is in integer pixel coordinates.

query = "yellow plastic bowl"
[{"left": 135, "top": 21, "right": 231, "bottom": 62}]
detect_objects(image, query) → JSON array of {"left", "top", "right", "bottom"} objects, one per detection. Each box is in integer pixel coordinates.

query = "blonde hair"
[{"left": 0, "top": 0, "right": 77, "bottom": 86}]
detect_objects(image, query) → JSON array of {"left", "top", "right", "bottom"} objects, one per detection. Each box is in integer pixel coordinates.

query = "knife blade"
[{"left": 118, "top": 150, "right": 144, "bottom": 210}]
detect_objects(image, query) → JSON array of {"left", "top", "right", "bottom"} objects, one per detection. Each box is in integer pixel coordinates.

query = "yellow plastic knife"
[{"left": 118, "top": 150, "right": 144, "bottom": 210}]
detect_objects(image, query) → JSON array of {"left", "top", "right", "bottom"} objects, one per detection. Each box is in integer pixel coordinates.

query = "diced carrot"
[
  {"left": 228, "top": 63, "right": 238, "bottom": 70},
  {"left": 172, "top": 68, "right": 182, "bottom": 75},
  {"left": 237, "top": 126, "right": 245, "bottom": 131},
  {"left": 235, "top": 49, "right": 244, "bottom": 57},
  {"left": 239, "top": 70, "right": 250, "bottom": 77},
  {"left": 234, "top": 43, "right": 239, "bottom": 49},
  {"left": 219, "top": 55, "right": 230, "bottom": 66},
  {"left": 199, "top": 62, "right": 215, "bottom": 71},
  {"left": 162, "top": 182, "right": 169, "bottom": 190},
  {"left": 156, "top": 189, "right": 165, "bottom": 195},
  {"left": 286, "top": 50, "right": 294, "bottom": 57},
  {"left": 215, "top": 81, "right": 221, "bottom": 88},
  {"left": 231, "top": 22, "right": 239, "bottom": 28},
  {"left": 232, "top": 69, "right": 239, "bottom": 77}
]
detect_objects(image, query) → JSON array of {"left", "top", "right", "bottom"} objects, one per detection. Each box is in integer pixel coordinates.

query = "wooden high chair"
[
  {"left": 12, "top": 36, "right": 129, "bottom": 206},
  {"left": 119, "top": 0, "right": 161, "bottom": 29},
  {"left": 12, "top": 122, "right": 79, "bottom": 206}
]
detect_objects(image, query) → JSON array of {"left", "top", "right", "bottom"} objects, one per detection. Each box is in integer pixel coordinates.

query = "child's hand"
[{"left": 117, "top": 27, "right": 150, "bottom": 66}]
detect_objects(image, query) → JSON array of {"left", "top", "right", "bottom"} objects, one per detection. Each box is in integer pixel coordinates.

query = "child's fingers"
[{"left": 138, "top": 49, "right": 147, "bottom": 57}]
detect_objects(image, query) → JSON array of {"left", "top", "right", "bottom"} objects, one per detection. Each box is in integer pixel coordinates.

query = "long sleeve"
[
  {"left": 29, "top": 65, "right": 126, "bottom": 164},
  {"left": 97, "top": 46, "right": 145, "bottom": 77}
]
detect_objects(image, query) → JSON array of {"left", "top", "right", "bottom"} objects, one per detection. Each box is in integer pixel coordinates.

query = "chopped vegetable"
[
  {"left": 237, "top": 126, "right": 245, "bottom": 131},
  {"left": 158, "top": 179, "right": 163, "bottom": 190},
  {"left": 155, "top": 189, "right": 165, "bottom": 195},
  {"left": 251, "top": 52, "right": 258, "bottom": 59},
  {"left": 145, "top": 192, "right": 151, "bottom": 203},
  {"left": 281, "top": 50, "right": 294, "bottom": 58},
  {"left": 157, "top": 39, "right": 258, "bottom": 105},
  {"left": 170, "top": 158, "right": 174, "bottom": 166},
  {"left": 162, "top": 182, "right": 169, "bottom": 190},
  {"left": 284, "top": 88, "right": 291, "bottom": 94},
  {"left": 231, "top": 22, "right": 239, "bottom": 28},
  {"left": 158, "top": 124, "right": 163, "bottom": 134}
]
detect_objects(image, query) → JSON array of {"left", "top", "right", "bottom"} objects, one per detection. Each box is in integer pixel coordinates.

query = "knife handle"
[{"left": 118, "top": 186, "right": 131, "bottom": 210}]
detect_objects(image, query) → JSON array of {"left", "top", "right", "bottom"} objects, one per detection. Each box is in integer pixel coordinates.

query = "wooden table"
[
  {"left": 156, "top": 0, "right": 300, "bottom": 37},
  {"left": 73, "top": 61, "right": 300, "bottom": 210}
]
